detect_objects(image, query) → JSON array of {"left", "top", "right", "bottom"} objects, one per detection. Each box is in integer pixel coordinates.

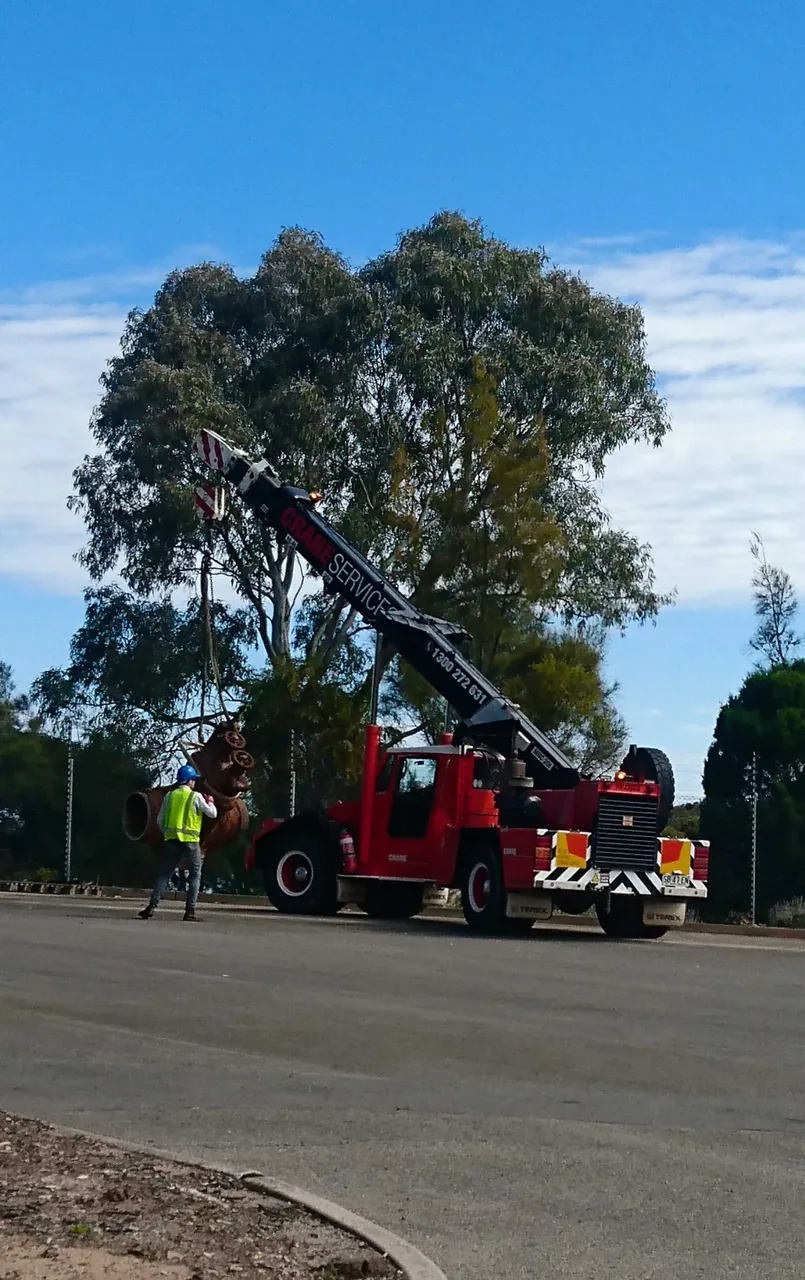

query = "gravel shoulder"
[{"left": 0, "top": 1113, "right": 401, "bottom": 1280}]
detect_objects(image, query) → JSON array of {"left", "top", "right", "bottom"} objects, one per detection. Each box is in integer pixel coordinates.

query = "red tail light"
[
  {"left": 693, "top": 842, "right": 710, "bottom": 880},
  {"left": 534, "top": 834, "right": 552, "bottom": 872}
]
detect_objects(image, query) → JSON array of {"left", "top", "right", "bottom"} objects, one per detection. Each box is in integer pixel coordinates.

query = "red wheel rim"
[
  {"left": 468, "top": 861, "right": 491, "bottom": 914},
  {"left": 276, "top": 851, "right": 314, "bottom": 898}
]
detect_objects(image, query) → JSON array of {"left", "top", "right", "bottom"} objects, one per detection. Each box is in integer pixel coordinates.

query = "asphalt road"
[{"left": 2, "top": 897, "right": 805, "bottom": 1280}]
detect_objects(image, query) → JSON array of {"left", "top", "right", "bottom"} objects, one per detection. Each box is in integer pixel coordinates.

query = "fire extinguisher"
[{"left": 339, "top": 829, "right": 357, "bottom": 875}]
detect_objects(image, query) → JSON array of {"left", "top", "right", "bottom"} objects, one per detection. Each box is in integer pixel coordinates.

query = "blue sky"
[{"left": 2, "top": 0, "right": 804, "bottom": 793}]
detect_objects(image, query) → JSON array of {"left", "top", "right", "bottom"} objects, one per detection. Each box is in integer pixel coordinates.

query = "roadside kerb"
[
  {"left": 5, "top": 1113, "right": 448, "bottom": 1280},
  {"left": 241, "top": 1174, "right": 448, "bottom": 1280}
]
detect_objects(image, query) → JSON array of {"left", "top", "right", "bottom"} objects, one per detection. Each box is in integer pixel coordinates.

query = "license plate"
[{"left": 662, "top": 872, "right": 689, "bottom": 888}]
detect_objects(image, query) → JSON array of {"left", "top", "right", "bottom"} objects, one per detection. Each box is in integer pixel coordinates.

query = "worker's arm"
[
  {"left": 156, "top": 793, "right": 170, "bottom": 833},
  {"left": 194, "top": 791, "right": 218, "bottom": 820}
]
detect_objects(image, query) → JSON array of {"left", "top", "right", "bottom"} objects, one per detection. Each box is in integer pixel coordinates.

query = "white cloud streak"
[
  {"left": 580, "top": 237, "right": 805, "bottom": 605},
  {"left": 0, "top": 298, "right": 128, "bottom": 591},
  {"left": 2, "top": 238, "right": 805, "bottom": 605}
]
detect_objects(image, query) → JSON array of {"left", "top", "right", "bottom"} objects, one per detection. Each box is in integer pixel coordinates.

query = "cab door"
[{"left": 381, "top": 754, "right": 440, "bottom": 876}]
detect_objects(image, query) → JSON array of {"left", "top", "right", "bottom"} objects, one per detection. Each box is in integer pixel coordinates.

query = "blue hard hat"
[{"left": 177, "top": 764, "right": 200, "bottom": 784}]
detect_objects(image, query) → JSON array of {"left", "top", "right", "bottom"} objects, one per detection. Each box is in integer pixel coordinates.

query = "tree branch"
[{"left": 220, "top": 526, "right": 274, "bottom": 661}]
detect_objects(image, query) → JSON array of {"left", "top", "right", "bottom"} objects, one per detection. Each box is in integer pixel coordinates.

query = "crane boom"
[{"left": 194, "top": 429, "right": 579, "bottom": 787}]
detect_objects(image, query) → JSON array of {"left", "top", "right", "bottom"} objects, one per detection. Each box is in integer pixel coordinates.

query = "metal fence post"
[
  {"left": 65, "top": 724, "right": 74, "bottom": 884},
  {"left": 751, "top": 750, "right": 758, "bottom": 926}
]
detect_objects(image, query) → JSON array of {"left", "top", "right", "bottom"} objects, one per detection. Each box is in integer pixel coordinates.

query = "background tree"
[
  {"left": 702, "top": 662, "right": 805, "bottom": 921},
  {"left": 0, "top": 666, "right": 153, "bottom": 885},
  {"left": 699, "top": 540, "right": 805, "bottom": 921},
  {"left": 749, "top": 533, "right": 800, "bottom": 666},
  {"left": 663, "top": 801, "right": 700, "bottom": 840},
  {"left": 33, "top": 586, "right": 256, "bottom": 774},
  {"left": 43, "top": 212, "right": 670, "bottom": 792}
]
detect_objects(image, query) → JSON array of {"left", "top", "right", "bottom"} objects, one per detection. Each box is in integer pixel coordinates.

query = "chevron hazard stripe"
[{"left": 534, "top": 867, "right": 707, "bottom": 897}]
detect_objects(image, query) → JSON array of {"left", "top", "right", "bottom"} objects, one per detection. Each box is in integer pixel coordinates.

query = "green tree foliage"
[
  {"left": 381, "top": 356, "right": 627, "bottom": 771},
  {"left": 363, "top": 213, "right": 669, "bottom": 629},
  {"left": 749, "top": 532, "right": 801, "bottom": 666},
  {"left": 702, "top": 662, "right": 805, "bottom": 921},
  {"left": 663, "top": 802, "right": 700, "bottom": 840},
  {"left": 55, "top": 212, "right": 668, "bottom": 787},
  {"left": 0, "top": 666, "right": 153, "bottom": 884},
  {"left": 34, "top": 586, "right": 255, "bottom": 770},
  {"left": 243, "top": 663, "right": 368, "bottom": 818},
  {"left": 700, "top": 540, "right": 804, "bottom": 921}
]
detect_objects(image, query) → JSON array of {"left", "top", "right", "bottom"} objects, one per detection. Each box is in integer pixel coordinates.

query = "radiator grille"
[{"left": 593, "top": 793, "right": 659, "bottom": 872}]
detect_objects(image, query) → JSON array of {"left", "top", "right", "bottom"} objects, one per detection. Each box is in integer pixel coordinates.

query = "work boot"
[
  {"left": 138, "top": 903, "right": 155, "bottom": 920},
  {"left": 183, "top": 909, "right": 199, "bottom": 922}
]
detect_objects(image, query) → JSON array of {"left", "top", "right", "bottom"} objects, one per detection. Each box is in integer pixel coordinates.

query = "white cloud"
[
  {"left": 578, "top": 237, "right": 805, "bottom": 605},
  {"left": 3, "top": 238, "right": 805, "bottom": 606},
  {"left": 0, "top": 297, "right": 129, "bottom": 592}
]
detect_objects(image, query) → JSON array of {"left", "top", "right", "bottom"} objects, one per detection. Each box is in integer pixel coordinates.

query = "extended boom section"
[{"left": 194, "top": 429, "right": 579, "bottom": 787}]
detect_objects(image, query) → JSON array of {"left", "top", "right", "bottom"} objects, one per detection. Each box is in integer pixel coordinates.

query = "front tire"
[
  {"left": 262, "top": 827, "right": 338, "bottom": 916},
  {"left": 595, "top": 897, "right": 667, "bottom": 940}
]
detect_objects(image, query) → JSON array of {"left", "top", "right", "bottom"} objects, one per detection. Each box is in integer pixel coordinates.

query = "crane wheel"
[
  {"left": 595, "top": 897, "right": 667, "bottom": 940},
  {"left": 262, "top": 827, "right": 339, "bottom": 916},
  {"left": 459, "top": 847, "right": 510, "bottom": 934},
  {"left": 360, "top": 883, "right": 425, "bottom": 920}
]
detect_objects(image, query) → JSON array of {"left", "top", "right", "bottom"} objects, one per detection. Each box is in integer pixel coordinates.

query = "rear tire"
[
  {"left": 360, "top": 882, "right": 425, "bottom": 920},
  {"left": 262, "top": 827, "right": 339, "bottom": 916},
  {"left": 504, "top": 918, "right": 535, "bottom": 936},
  {"left": 596, "top": 896, "right": 667, "bottom": 940},
  {"left": 554, "top": 890, "right": 595, "bottom": 916}
]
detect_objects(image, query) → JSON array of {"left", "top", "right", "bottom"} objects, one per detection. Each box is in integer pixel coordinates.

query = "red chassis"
[{"left": 247, "top": 728, "right": 708, "bottom": 941}]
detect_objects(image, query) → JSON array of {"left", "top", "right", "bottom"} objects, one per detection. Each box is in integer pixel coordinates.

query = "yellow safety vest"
[{"left": 162, "top": 786, "right": 203, "bottom": 843}]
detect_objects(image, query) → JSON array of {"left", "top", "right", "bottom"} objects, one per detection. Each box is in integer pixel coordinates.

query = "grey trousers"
[{"left": 149, "top": 840, "right": 202, "bottom": 911}]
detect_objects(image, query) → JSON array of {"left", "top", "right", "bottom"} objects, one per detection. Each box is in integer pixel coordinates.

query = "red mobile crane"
[{"left": 195, "top": 429, "right": 709, "bottom": 939}]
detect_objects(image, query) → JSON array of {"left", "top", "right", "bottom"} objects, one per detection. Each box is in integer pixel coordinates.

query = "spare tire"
[{"left": 620, "top": 745, "right": 675, "bottom": 832}]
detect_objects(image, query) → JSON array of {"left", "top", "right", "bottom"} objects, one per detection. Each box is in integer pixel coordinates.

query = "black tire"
[
  {"left": 554, "top": 890, "right": 595, "bottom": 916},
  {"left": 360, "top": 882, "right": 425, "bottom": 920},
  {"left": 262, "top": 826, "right": 339, "bottom": 916},
  {"left": 460, "top": 846, "right": 509, "bottom": 934},
  {"left": 620, "top": 745, "right": 675, "bottom": 832},
  {"left": 504, "top": 918, "right": 535, "bottom": 936},
  {"left": 595, "top": 896, "right": 668, "bottom": 940}
]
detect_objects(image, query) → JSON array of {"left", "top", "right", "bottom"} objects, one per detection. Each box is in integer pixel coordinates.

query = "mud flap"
[
  {"left": 506, "top": 891, "right": 553, "bottom": 920},
  {"left": 643, "top": 900, "right": 686, "bottom": 928}
]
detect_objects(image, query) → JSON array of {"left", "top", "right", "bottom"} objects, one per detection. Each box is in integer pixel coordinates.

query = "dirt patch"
[
  {"left": 0, "top": 1113, "right": 401, "bottom": 1280},
  {"left": 0, "top": 1235, "right": 189, "bottom": 1278}
]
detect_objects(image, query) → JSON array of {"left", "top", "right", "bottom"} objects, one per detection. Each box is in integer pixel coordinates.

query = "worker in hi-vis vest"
[{"left": 139, "top": 765, "right": 217, "bottom": 922}]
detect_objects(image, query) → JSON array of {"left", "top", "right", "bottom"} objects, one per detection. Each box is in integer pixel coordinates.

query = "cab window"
[
  {"left": 397, "top": 756, "right": 437, "bottom": 793},
  {"left": 387, "top": 756, "right": 439, "bottom": 840}
]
